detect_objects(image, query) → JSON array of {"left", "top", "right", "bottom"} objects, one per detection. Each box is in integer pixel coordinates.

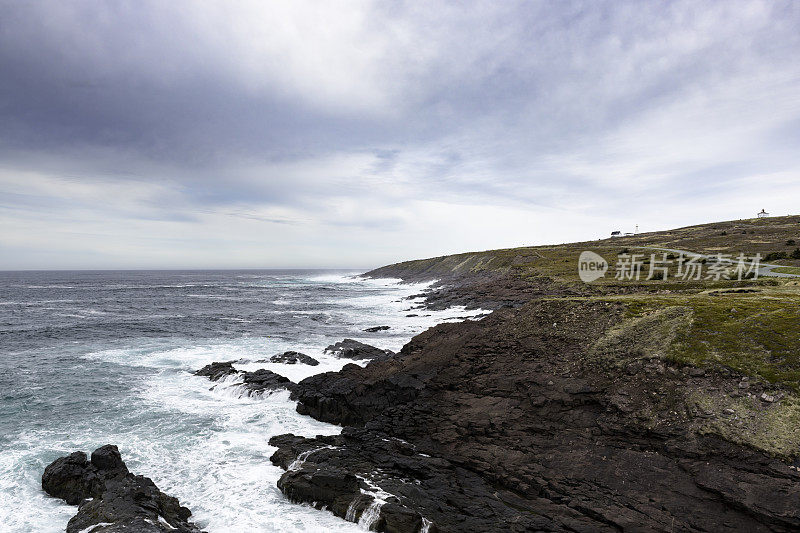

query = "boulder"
[
  {"left": 42, "top": 445, "right": 200, "bottom": 532},
  {"left": 323, "top": 339, "right": 393, "bottom": 361},
  {"left": 364, "top": 326, "right": 390, "bottom": 332},
  {"left": 243, "top": 369, "right": 296, "bottom": 394},
  {"left": 194, "top": 362, "right": 296, "bottom": 395},
  {"left": 269, "top": 351, "right": 320, "bottom": 366},
  {"left": 42, "top": 451, "right": 107, "bottom": 505},
  {"left": 193, "top": 361, "right": 236, "bottom": 381},
  {"left": 91, "top": 444, "right": 128, "bottom": 472}
]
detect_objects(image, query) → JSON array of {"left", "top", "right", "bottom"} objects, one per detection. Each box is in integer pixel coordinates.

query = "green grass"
[
  {"left": 597, "top": 290, "right": 800, "bottom": 388},
  {"left": 370, "top": 215, "right": 800, "bottom": 291},
  {"left": 773, "top": 266, "right": 800, "bottom": 275},
  {"left": 692, "top": 391, "right": 800, "bottom": 458},
  {"left": 581, "top": 288, "right": 800, "bottom": 457}
]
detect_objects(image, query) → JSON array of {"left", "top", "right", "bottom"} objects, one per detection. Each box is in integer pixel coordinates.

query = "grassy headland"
[{"left": 368, "top": 214, "right": 800, "bottom": 458}]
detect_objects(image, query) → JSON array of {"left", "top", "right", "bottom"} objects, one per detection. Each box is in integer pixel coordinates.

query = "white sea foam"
[
  {"left": 77, "top": 523, "right": 114, "bottom": 533},
  {"left": 358, "top": 501, "right": 383, "bottom": 529},
  {"left": 2, "top": 273, "right": 489, "bottom": 532},
  {"left": 420, "top": 517, "right": 433, "bottom": 533},
  {"left": 133, "top": 369, "right": 362, "bottom": 532}
]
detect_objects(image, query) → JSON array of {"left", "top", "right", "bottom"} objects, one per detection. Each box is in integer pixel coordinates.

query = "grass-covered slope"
[
  {"left": 367, "top": 214, "right": 800, "bottom": 284},
  {"left": 367, "top": 215, "right": 800, "bottom": 456}
]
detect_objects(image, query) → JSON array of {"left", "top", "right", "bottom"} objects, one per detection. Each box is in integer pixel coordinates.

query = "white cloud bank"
[{"left": 1, "top": 0, "right": 799, "bottom": 268}]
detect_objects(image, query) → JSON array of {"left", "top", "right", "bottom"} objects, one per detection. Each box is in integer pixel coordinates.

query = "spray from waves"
[{"left": 207, "top": 372, "right": 259, "bottom": 400}]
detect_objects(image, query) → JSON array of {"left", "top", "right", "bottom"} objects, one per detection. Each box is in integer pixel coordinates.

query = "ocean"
[{"left": 0, "top": 270, "right": 482, "bottom": 532}]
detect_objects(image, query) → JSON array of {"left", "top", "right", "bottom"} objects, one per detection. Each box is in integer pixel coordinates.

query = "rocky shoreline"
[
  {"left": 266, "top": 268, "right": 800, "bottom": 532},
  {"left": 41, "top": 256, "right": 800, "bottom": 532}
]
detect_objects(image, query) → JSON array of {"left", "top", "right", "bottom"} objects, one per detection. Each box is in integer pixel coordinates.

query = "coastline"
[
  {"left": 21, "top": 215, "right": 800, "bottom": 532},
  {"left": 268, "top": 216, "right": 800, "bottom": 532},
  {"left": 10, "top": 271, "right": 488, "bottom": 532}
]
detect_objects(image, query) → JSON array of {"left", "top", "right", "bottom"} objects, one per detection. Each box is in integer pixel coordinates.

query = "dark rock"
[
  {"left": 381, "top": 502, "right": 424, "bottom": 533},
  {"left": 91, "top": 444, "right": 128, "bottom": 472},
  {"left": 324, "top": 339, "right": 394, "bottom": 361},
  {"left": 243, "top": 368, "right": 296, "bottom": 394},
  {"left": 269, "top": 351, "right": 320, "bottom": 366},
  {"left": 364, "top": 326, "right": 391, "bottom": 332},
  {"left": 42, "top": 446, "right": 200, "bottom": 533},
  {"left": 268, "top": 434, "right": 337, "bottom": 470},
  {"left": 194, "top": 362, "right": 296, "bottom": 396},
  {"left": 42, "top": 451, "right": 106, "bottom": 505},
  {"left": 293, "top": 366, "right": 425, "bottom": 426},
  {"left": 193, "top": 361, "right": 236, "bottom": 381},
  {"left": 283, "top": 298, "right": 800, "bottom": 532},
  {"left": 269, "top": 427, "right": 550, "bottom": 532},
  {"left": 277, "top": 467, "right": 363, "bottom": 518}
]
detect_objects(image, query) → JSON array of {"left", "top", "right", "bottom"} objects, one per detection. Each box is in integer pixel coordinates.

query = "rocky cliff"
[{"left": 270, "top": 216, "right": 800, "bottom": 532}]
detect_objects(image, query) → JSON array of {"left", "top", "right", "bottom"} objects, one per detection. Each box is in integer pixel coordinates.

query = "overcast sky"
[{"left": 1, "top": 1, "right": 799, "bottom": 269}]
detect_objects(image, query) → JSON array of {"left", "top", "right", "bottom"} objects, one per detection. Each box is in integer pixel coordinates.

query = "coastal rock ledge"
[
  {"left": 42, "top": 444, "right": 201, "bottom": 533},
  {"left": 277, "top": 297, "right": 800, "bottom": 532}
]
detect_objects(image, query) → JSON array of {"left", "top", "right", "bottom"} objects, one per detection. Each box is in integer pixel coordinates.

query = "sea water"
[{"left": 0, "top": 270, "right": 484, "bottom": 532}]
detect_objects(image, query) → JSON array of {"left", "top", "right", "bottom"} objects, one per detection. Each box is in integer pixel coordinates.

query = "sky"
[{"left": 1, "top": 0, "right": 800, "bottom": 269}]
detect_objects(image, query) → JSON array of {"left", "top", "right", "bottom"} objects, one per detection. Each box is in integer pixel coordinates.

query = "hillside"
[
  {"left": 367, "top": 214, "right": 800, "bottom": 284},
  {"left": 269, "top": 215, "right": 800, "bottom": 532},
  {"left": 368, "top": 215, "right": 800, "bottom": 396}
]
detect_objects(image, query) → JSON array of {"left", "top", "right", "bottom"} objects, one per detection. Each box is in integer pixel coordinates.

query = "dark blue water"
[{"left": 0, "top": 270, "right": 479, "bottom": 532}]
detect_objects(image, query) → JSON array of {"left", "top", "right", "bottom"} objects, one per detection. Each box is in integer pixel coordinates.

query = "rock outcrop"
[
  {"left": 42, "top": 445, "right": 200, "bottom": 533},
  {"left": 244, "top": 368, "right": 296, "bottom": 394},
  {"left": 268, "top": 351, "right": 320, "bottom": 366},
  {"left": 324, "top": 339, "right": 394, "bottom": 361},
  {"left": 364, "top": 325, "right": 390, "bottom": 332},
  {"left": 274, "top": 298, "right": 800, "bottom": 532},
  {"left": 194, "top": 361, "right": 236, "bottom": 381},
  {"left": 194, "top": 361, "right": 295, "bottom": 395}
]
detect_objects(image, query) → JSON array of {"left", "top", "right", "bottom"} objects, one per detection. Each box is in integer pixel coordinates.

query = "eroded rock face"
[
  {"left": 42, "top": 445, "right": 200, "bottom": 533},
  {"left": 269, "top": 351, "right": 320, "bottom": 366},
  {"left": 292, "top": 364, "right": 425, "bottom": 426},
  {"left": 324, "top": 339, "right": 394, "bottom": 361},
  {"left": 284, "top": 299, "right": 800, "bottom": 532}
]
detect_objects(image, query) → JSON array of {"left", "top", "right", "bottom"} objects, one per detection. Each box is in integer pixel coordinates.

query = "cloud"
[{"left": 0, "top": 0, "right": 799, "bottom": 268}]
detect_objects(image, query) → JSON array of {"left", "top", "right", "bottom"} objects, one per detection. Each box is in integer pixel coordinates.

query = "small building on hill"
[
  {"left": 611, "top": 231, "right": 621, "bottom": 237},
  {"left": 757, "top": 209, "right": 769, "bottom": 218}
]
